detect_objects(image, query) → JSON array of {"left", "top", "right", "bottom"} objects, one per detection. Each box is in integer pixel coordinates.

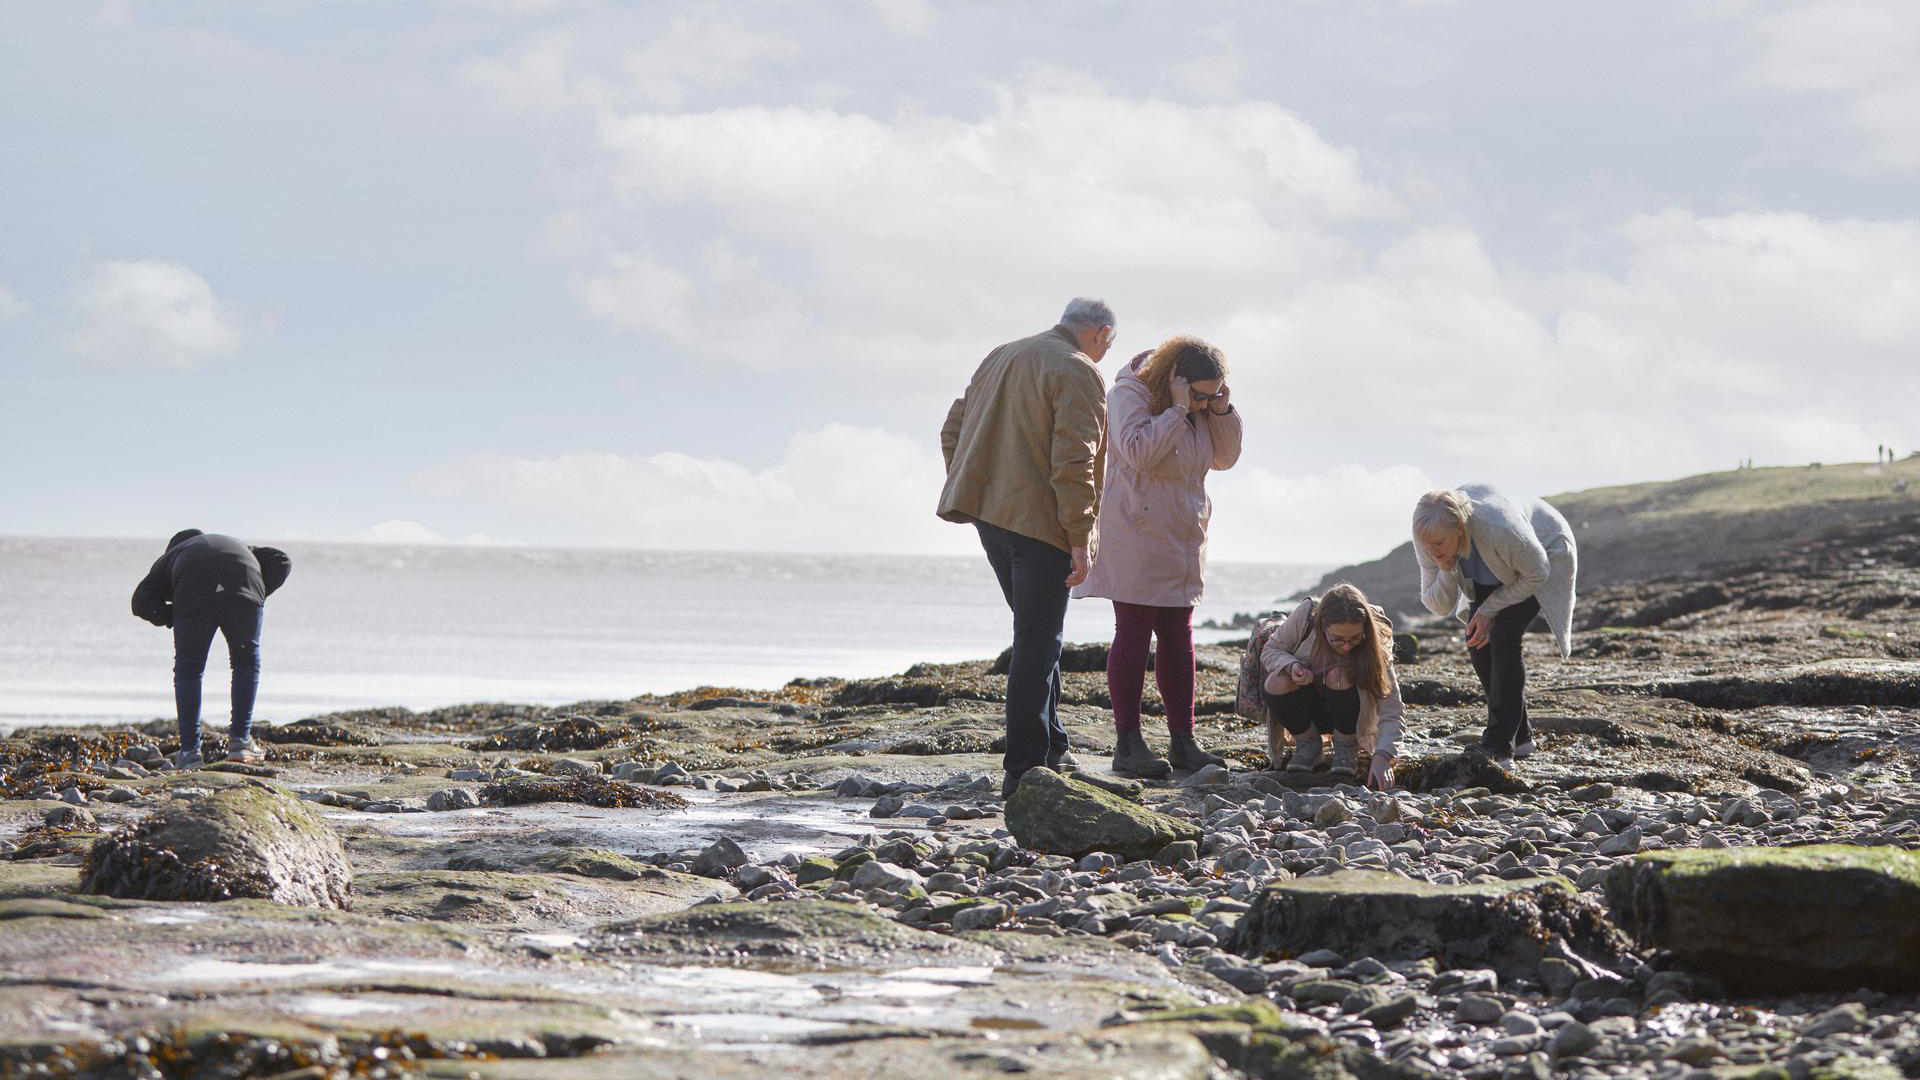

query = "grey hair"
[
  {"left": 1059, "top": 297, "right": 1115, "bottom": 332},
  {"left": 1412, "top": 489, "right": 1473, "bottom": 542}
]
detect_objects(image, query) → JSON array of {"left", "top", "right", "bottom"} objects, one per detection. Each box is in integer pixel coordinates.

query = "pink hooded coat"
[{"left": 1073, "top": 355, "right": 1242, "bottom": 608}]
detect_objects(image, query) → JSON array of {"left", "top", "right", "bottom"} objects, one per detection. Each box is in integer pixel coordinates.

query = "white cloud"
[
  {"left": 360, "top": 520, "right": 450, "bottom": 545},
  {"left": 465, "top": 15, "right": 798, "bottom": 114},
  {"left": 0, "top": 286, "right": 27, "bottom": 322},
  {"left": 412, "top": 423, "right": 970, "bottom": 554},
  {"left": 69, "top": 260, "right": 244, "bottom": 367},
  {"left": 568, "top": 76, "right": 1399, "bottom": 378},
  {"left": 1742, "top": 0, "right": 1920, "bottom": 171},
  {"left": 867, "top": 0, "right": 933, "bottom": 36}
]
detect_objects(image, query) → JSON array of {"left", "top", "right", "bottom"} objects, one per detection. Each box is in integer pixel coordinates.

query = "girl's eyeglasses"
[{"left": 1325, "top": 629, "right": 1366, "bottom": 648}]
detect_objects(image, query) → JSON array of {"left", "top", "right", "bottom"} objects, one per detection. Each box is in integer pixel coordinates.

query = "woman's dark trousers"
[
  {"left": 975, "top": 522, "right": 1070, "bottom": 779},
  {"left": 1468, "top": 581, "right": 1538, "bottom": 755},
  {"left": 1265, "top": 683, "right": 1360, "bottom": 736},
  {"left": 173, "top": 596, "right": 264, "bottom": 752}
]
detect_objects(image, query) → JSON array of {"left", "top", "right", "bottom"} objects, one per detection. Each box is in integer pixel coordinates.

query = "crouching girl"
[{"left": 1260, "top": 583, "right": 1405, "bottom": 790}]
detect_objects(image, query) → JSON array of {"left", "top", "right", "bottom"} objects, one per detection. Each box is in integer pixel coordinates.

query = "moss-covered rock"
[
  {"left": 1227, "top": 870, "right": 1633, "bottom": 980},
  {"left": 590, "top": 899, "right": 996, "bottom": 968},
  {"left": 79, "top": 782, "right": 352, "bottom": 909},
  {"left": 1005, "top": 768, "right": 1200, "bottom": 862},
  {"left": 1603, "top": 844, "right": 1920, "bottom": 991}
]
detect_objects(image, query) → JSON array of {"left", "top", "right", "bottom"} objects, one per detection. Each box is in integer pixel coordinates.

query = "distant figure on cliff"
[
  {"left": 1411, "top": 486, "right": 1577, "bottom": 763},
  {"left": 1072, "top": 335, "right": 1241, "bottom": 778},
  {"left": 131, "top": 530, "right": 292, "bottom": 768},
  {"left": 939, "top": 298, "right": 1112, "bottom": 798},
  {"left": 1257, "top": 583, "right": 1407, "bottom": 789}
]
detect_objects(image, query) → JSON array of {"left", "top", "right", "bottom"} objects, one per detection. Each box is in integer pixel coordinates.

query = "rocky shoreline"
[{"left": 2, "top": 514, "right": 1917, "bottom": 1079}]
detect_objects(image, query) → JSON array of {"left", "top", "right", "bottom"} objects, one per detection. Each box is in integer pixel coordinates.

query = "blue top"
[{"left": 1459, "top": 542, "right": 1503, "bottom": 587}]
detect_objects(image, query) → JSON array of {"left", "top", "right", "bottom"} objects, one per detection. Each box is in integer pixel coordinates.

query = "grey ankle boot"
[
  {"left": 1111, "top": 728, "right": 1171, "bottom": 778},
  {"left": 1329, "top": 734, "right": 1359, "bottom": 776},
  {"left": 1167, "top": 729, "right": 1225, "bottom": 771},
  {"left": 1286, "top": 730, "right": 1324, "bottom": 772}
]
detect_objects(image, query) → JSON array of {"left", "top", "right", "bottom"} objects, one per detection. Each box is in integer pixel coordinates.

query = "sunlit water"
[{"left": 0, "top": 537, "right": 1321, "bottom": 729}]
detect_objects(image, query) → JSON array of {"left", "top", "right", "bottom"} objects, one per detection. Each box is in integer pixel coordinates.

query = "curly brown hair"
[
  {"left": 1138, "top": 335, "right": 1228, "bottom": 416},
  {"left": 1314, "top": 582, "right": 1395, "bottom": 699}
]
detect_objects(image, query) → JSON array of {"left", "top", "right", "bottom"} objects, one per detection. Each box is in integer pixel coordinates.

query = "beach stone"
[
  {"left": 950, "top": 902, "right": 1010, "bottom": 931},
  {"left": 80, "top": 782, "right": 352, "bottom": 908},
  {"left": 426, "top": 787, "right": 480, "bottom": 812},
  {"left": 44, "top": 805, "right": 96, "bottom": 829},
  {"left": 1550, "top": 1019, "right": 1598, "bottom": 1058},
  {"left": 1456, "top": 993, "right": 1504, "bottom": 1024},
  {"left": 1154, "top": 840, "right": 1199, "bottom": 866},
  {"left": 1004, "top": 768, "right": 1200, "bottom": 862},
  {"left": 548, "top": 757, "right": 601, "bottom": 778},
  {"left": 1603, "top": 845, "right": 1920, "bottom": 991},
  {"left": 1802, "top": 1003, "right": 1868, "bottom": 1038},
  {"left": 1313, "top": 799, "right": 1354, "bottom": 827},
  {"left": 851, "top": 859, "right": 923, "bottom": 894},
  {"left": 1177, "top": 764, "right": 1231, "bottom": 788},
  {"left": 1228, "top": 870, "right": 1633, "bottom": 981},
  {"left": 690, "top": 837, "right": 749, "bottom": 879}
]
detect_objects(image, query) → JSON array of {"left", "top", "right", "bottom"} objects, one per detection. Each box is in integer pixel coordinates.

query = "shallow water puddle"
[
  {"left": 170, "top": 957, "right": 472, "bottom": 985},
  {"left": 658, "top": 1013, "right": 848, "bottom": 1042},
  {"left": 278, "top": 994, "right": 408, "bottom": 1018},
  {"left": 323, "top": 791, "right": 901, "bottom": 860}
]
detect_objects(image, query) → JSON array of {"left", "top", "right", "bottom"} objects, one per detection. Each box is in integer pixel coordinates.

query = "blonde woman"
[
  {"left": 1074, "top": 335, "right": 1242, "bottom": 777},
  {"left": 1259, "top": 583, "right": 1406, "bottom": 790},
  {"left": 1411, "top": 485, "right": 1578, "bottom": 762}
]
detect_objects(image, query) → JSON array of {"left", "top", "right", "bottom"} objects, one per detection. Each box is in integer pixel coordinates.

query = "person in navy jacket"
[{"left": 132, "top": 530, "right": 291, "bottom": 767}]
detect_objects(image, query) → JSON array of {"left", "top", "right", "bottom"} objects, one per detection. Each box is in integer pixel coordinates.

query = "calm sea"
[{"left": 0, "top": 538, "right": 1322, "bottom": 730}]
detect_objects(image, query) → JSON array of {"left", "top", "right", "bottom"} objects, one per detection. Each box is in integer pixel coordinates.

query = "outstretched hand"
[{"left": 1366, "top": 754, "right": 1395, "bottom": 791}]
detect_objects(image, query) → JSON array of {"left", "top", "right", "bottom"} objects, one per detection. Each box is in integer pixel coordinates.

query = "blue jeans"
[
  {"left": 173, "top": 597, "right": 264, "bottom": 751},
  {"left": 975, "top": 522, "right": 1070, "bottom": 778}
]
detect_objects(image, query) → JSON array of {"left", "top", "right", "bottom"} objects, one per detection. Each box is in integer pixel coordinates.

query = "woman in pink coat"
[{"left": 1074, "top": 336, "right": 1242, "bottom": 777}]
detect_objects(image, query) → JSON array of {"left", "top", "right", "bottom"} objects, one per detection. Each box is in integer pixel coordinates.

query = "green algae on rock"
[
  {"left": 1227, "top": 870, "right": 1634, "bottom": 980},
  {"left": 1603, "top": 844, "right": 1920, "bottom": 992},
  {"left": 79, "top": 782, "right": 353, "bottom": 909},
  {"left": 1005, "top": 768, "right": 1200, "bottom": 862}
]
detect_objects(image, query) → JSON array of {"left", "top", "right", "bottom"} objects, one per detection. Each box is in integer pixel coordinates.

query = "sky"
[{"left": 1, "top": 0, "right": 1915, "bottom": 563}]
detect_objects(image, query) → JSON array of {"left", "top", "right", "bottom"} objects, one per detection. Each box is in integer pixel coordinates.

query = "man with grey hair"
[{"left": 939, "top": 298, "right": 1114, "bottom": 797}]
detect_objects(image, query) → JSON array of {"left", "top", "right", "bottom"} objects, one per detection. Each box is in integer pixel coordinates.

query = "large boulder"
[
  {"left": 1005, "top": 768, "right": 1200, "bottom": 863},
  {"left": 1603, "top": 845, "right": 1920, "bottom": 992},
  {"left": 1227, "top": 870, "right": 1633, "bottom": 980},
  {"left": 80, "top": 782, "right": 352, "bottom": 908}
]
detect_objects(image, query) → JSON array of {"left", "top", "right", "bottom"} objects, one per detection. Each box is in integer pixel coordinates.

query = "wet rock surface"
[
  {"left": 1229, "top": 870, "right": 1634, "bottom": 980},
  {"left": 1604, "top": 844, "right": 1920, "bottom": 991},
  {"left": 4, "top": 486, "right": 1920, "bottom": 1078},
  {"left": 79, "top": 781, "right": 353, "bottom": 908},
  {"left": 1005, "top": 767, "right": 1200, "bottom": 861}
]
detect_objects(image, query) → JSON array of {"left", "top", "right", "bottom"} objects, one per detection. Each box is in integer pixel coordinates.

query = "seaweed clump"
[
  {"left": 466, "top": 716, "right": 617, "bottom": 752},
  {"left": 480, "top": 775, "right": 691, "bottom": 809}
]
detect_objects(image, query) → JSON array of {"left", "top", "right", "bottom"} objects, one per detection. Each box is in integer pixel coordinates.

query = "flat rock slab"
[
  {"left": 80, "top": 782, "right": 352, "bottom": 909},
  {"left": 1604, "top": 844, "right": 1920, "bottom": 992},
  {"left": 1227, "top": 870, "right": 1634, "bottom": 980},
  {"left": 589, "top": 899, "right": 999, "bottom": 969},
  {"left": 1006, "top": 768, "right": 1200, "bottom": 862},
  {"left": 1652, "top": 659, "right": 1920, "bottom": 709}
]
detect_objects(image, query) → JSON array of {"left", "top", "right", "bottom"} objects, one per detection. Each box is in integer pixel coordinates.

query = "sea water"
[{"left": 0, "top": 537, "right": 1321, "bottom": 729}]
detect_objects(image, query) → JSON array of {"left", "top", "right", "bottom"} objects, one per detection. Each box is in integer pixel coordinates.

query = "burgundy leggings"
[{"left": 1107, "top": 601, "right": 1196, "bottom": 733}]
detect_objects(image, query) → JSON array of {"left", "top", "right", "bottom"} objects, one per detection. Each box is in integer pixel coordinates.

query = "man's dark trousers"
[
  {"left": 975, "top": 522, "right": 1070, "bottom": 779},
  {"left": 1467, "top": 581, "right": 1538, "bottom": 754},
  {"left": 173, "top": 595, "right": 264, "bottom": 752}
]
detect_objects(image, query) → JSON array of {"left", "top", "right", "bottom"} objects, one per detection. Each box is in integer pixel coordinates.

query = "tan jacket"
[
  {"left": 1072, "top": 355, "right": 1241, "bottom": 607},
  {"left": 937, "top": 326, "right": 1108, "bottom": 553},
  {"left": 1259, "top": 598, "right": 1407, "bottom": 759}
]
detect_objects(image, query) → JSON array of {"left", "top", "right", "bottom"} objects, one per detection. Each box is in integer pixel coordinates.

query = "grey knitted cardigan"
[{"left": 1415, "top": 483, "right": 1578, "bottom": 657}]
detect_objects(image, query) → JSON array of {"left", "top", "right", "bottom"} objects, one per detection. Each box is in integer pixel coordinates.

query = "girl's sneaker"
[{"left": 226, "top": 738, "right": 261, "bottom": 764}]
